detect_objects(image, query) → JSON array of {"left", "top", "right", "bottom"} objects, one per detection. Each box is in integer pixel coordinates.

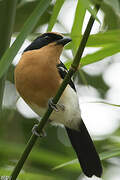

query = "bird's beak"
[{"left": 56, "top": 37, "right": 72, "bottom": 46}]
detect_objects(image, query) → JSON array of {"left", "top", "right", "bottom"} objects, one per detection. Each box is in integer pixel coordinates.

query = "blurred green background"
[{"left": 0, "top": 0, "right": 120, "bottom": 179}]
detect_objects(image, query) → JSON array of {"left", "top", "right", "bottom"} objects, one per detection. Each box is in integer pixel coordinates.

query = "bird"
[{"left": 14, "top": 32, "right": 102, "bottom": 177}]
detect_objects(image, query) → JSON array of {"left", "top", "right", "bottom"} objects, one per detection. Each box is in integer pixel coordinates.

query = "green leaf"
[
  {"left": 0, "top": 0, "right": 51, "bottom": 79},
  {"left": 0, "top": 0, "right": 17, "bottom": 112},
  {"left": 65, "top": 29, "right": 120, "bottom": 49},
  {"left": 47, "top": 0, "right": 65, "bottom": 32},
  {"left": 104, "top": 0, "right": 120, "bottom": 15},
  {"left": 87, "top": 29, "right": 120, "bottom": 47},
  {"left": 53, "top": 148, "right": 120, "bottom": 170},
  {"left": 102, "top": 1, "right": 120, "bottom": 30},
  {"left": 87, "top": 100, "right": 120, "bottom": 107},
  {"left": 71, "top": 0, "right": 86, "bottom": 55},
  {"left": 100, "top": 149, "right": 120, "bottom": 160},
  {"left": 65, "top": 41, "right": 120, "bottom": 68},
  {"left": 52, "top": 159, "right": 78, "bottom": 171},
  {"left": 81, "top": 0, "right": 100, "bottom": 23},
  {"left": 81, "top": 42, "right": 120, "bottom": 67},
  {"left": 15, "top": 1, "right": 53, "bottom": 32}
]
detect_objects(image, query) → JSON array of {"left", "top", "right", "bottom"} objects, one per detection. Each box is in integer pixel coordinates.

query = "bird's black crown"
[{"left": 24, "top": 33, "right": 63, "bottom": 52}]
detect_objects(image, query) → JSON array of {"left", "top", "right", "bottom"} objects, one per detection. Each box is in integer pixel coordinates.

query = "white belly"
[{"left": 29, "top": 85, "right": 81, "bottom": 130}]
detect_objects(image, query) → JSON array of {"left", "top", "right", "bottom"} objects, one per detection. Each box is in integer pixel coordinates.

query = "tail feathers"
[{"left": 65, "top": 120, "right": 102, "bottom": 177}]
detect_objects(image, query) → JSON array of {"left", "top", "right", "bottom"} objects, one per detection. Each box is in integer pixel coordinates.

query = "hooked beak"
[{"left": 56, "top": 37, "right": 72, "bottom": 46}]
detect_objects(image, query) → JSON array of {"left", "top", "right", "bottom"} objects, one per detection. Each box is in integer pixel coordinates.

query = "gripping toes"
[
  {"left": 32, "top": 124, "right": 47, "bottom": 137},
  {"left": 48, "top": 98, "right": 65, "bottom": 112}
]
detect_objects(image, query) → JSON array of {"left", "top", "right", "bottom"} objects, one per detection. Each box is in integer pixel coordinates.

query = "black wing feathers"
[{"left": 57, "top": 61, "right": 76, "bottom": 91}]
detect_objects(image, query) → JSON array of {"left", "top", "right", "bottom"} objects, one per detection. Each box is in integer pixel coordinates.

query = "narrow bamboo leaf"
[
  {"left": 53, "top": 149, "right": 120, "bottom": 170},
  {"left": 0, "top": 0, "right": 51, "bottom": 79},
  {"left": 65, "top": 29, "right": 120, "bottom": 49},
  {"left": 52, "top": 159, "right": 78, "bottom": 170},
  {"left": 71, "top": 0, "right": 86, "bottom": 55},
  {"left": 0, "top": 0, "right": 17, "bottom": 112},
  {"left": 81, "top": 42, "right": 120, "bottom": 67},
  {"left": 87, "top": 29, "right": 120, "bottom": 47},
  {"left": 17, "top": 0, "right": 26, "bottom": 8},
  {"left": 100, "top": 149, "right": 120, "bottom": 160},
  {"left": 104, "top": 0, "right": 120, "bottom": 15},
  {"left": 47, "top": 0, "right": 65, "bottom": 32},
  {"left": 81, "top": 0, "right": 100, "bottom": 22},
  {"left": 88, "top": 101, "right": 120, "bottom": 107},
  {"left": 15, "top": 1, "right": 52, "bottom": 32}
]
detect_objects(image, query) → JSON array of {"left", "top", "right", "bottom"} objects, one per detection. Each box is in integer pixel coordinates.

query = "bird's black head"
[{"left": 24, "top": 32, "right": 71, "bottom": 53}]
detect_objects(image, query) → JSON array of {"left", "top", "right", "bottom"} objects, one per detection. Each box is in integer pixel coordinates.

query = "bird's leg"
[
  {"left": 48, "top": 98, "right": 65, "bottom": 112},
  {"left": 32, "top": 124, "right": 47, "bottom": 137}
]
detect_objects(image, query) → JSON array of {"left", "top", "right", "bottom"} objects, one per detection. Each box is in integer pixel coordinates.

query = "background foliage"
[{"left": 0, "top": 0, "right": 120, "bottom": 179}]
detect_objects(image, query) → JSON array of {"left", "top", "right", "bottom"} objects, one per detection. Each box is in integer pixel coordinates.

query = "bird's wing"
[{"left": 57, "top": 61, "right": 76, "bottom": 91}]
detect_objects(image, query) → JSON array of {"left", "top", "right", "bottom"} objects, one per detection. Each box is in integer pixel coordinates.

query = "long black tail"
[{"left": 65, "top": 120, "right": 102, "bottom": 177}]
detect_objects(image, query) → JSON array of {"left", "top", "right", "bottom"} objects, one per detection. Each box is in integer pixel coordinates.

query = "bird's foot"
[
  {"left": 32, "top": 124, "right": 47, "bottom": 137},
  {"left": 48, "top": 98, "right": 58, "bottom": 111},
  {"left": 48, "top": 98, "right": 65, "bottom": 112}
]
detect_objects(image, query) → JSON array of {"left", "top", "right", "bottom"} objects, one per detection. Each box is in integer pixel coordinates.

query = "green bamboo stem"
[
  {"left": 0, "top": 0, "right": 17, "bottom": 113},
  {"left": 0, "top": 76, "right": 5, "bottom": 113},
  {"left": 10, "top": 2, "right": 102, "bottom": 180}
]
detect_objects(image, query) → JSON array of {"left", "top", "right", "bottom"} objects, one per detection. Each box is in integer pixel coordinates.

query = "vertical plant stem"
[
  {"left": 0, "top": 77, "right": 5, "bottom": 113},
  {"left": 0, "top": 0, "right": 17, "bottom": 112},
  {"left": 10, "top": 2, "right": 102, "bottom": 180}
]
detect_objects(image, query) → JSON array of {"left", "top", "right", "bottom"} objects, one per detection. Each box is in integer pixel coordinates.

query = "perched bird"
[{"left": 15, "top": 32, "right": 102, "bottom": 177}]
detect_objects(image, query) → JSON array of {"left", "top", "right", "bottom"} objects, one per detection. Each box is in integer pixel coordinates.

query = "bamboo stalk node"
[{"left": 70, "top": 65, "right": 79, "bottom": 72}]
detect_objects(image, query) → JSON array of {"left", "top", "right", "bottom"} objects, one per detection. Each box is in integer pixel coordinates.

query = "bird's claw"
[
  {"left": 48, "top": 98, "right": 58, "bottom": 111},
  {"left": 48, "top": 98, "right": 65, "bottom": 112},
  {"left": 32, "top": 124, "right": 47, "bottom": 137}
]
